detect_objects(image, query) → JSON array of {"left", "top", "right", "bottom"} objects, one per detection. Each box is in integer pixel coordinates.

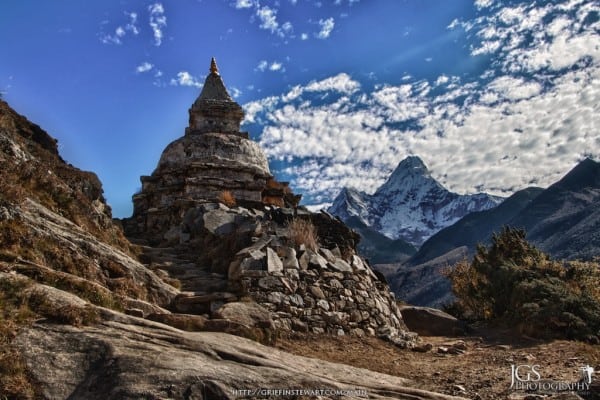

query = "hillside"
[
  {"left": 345, "top": 216, "right": 417, "bottom": 264},
  {"left": 406, "top": 158, "right": 600, "bottom": 268},
  {"left": 513, "top": 158, "right": 600, "bottom": 260}
]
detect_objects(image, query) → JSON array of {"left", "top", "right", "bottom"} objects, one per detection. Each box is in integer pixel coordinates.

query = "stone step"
[
  {"left": 179, "top": 278, "right": 229, "bottom": 293},
  {"left": 146, "top": 254, "right": 193, "bottom": 263},
  {"left": 171, "top": 291, "right": 238, "bottom": 314},
  {"left": 152, "top": 262, "right": 200, "bottom": 272},
  {"left": 138, "top": 246, "right": 178, "bottom": 254},
  {"left": 128, "top": 238, "right": 150, "bottom": 246},
  {"left": 175, "top": 291, "right": 237, "bottom": 305}
]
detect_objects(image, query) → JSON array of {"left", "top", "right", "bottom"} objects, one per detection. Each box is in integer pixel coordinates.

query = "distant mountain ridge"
[
  {"left": 389, "top": 158, "right": 600, "bottom": 307},
  {"left": 329, "top": 156, "right": 504, "bottom": 247},
  {"left": 410, "top": 157, "right": 600, "bottom": 265},
  {"left": 409, "top": 187, "right": 545, "bottom": 265},
  {"left": 513, "top": 157, "right": 600, "bottom": 260}
]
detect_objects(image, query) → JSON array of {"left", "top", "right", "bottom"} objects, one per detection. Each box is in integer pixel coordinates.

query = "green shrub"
[{"left": 447, "top": 226, "right": 600, "bottom": 341}]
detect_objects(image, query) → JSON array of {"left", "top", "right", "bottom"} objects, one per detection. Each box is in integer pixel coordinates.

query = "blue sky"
[{"left": 1, "top": 0, "right": 599, "bottom": 216}]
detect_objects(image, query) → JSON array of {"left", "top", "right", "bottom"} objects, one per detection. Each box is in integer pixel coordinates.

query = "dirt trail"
[{"left": 277, "top": 329, "right": 600, "bottom": 399}]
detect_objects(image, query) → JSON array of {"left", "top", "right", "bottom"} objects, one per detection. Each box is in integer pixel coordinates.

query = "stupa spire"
[
  {"left": 210, "top": 57, "right": 219, "bottom": 75},
  {"left": 187, "top": 58, "right": 244, "bottom": 135}
]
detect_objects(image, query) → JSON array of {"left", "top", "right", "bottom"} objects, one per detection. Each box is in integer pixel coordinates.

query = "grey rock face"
[
  {"left": 16, "top": 315, "right": 465, "bottom": 400},
  {"left": 12, "top": 199, "right": 178, "bottom": 307},
  {"left": 266, "top": 247, "right": 284, "bottom": 274},
  {"left": 212, "top": 301, "right": 273, "bottom": 328}
]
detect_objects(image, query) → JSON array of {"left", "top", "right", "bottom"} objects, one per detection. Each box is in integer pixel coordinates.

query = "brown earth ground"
[{"left": 277, "top": 328, "right": 600, "bottom": 400}]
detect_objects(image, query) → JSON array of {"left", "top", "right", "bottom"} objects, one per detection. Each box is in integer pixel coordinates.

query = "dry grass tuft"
[
  {"left": 287, "top": 218, "right": 319, "bottom": 252},
  {"left": 218, "top": 190, "right": 236, "bottom": 207}
]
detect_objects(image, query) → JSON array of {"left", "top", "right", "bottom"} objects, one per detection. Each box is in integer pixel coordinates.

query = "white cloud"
[
  {"left": 474, "top": 0, "right": 494, "bottom": 9},
  {"left": 269, "top": 62, "right": 283, "bottom": 71},
  {"left": 170, "top": 71, "right": 202, "bottom": 88},
  {"left": 125, "top": 12, "right": 139, "bottom": 35},
  {"left": 282, "top": 21, "right": 293, "bottom": 33},
  {"left": 256, "top": 60, "right": 268, "bottom": 72},
  {"left": 235, "top": 0, "right": 254, "bottom": 9},
  {"left": 317, "top": 17, "right": 335, "bottom": 39},
  {"left": 305, "top": 73, "right": 360, "bottom": 94},
  {"left": 435, "top": 75, "right": 450, "bottom": 86},
  {"left": 230, "top": 87, "right": 242, "bottom": 98},
  {"left": 256, "top": 60, "right": 285, "bottom": 73},
  {"left": 243, "top": 96, "right": 280, "bottom": 124},
  {"left": 487, "top": 76, "right": 542, "bottom": 100},
  {"left": 256, "top": 6, "right": 279, "bottom": 33},
  {"left": 99, "top": 11, "right": 139, "bottom": 45},
  {"left": 301, "top": 33, "right": 308, "bottom": 40},
  {"left": 462, "top": 0, "right": 600, "bottom": 74},
  {"left": 148, "top": 3, "right": 167, "bottom": 46},
  {"left": 277, "top": 73, "right": 360, "bottom": 102},
  {"left": 241, "top": 0, "right": 600, "bottom": 205},
  {"left": 135, "top": 62, "right": 154, "bottom": 73},
  {"left": 250, "top": 66, "right": 600, "bottom": 201}
]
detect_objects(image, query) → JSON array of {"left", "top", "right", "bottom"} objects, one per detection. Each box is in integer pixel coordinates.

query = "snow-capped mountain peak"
[
  {"left": 329, "top": 156, "right": 504, "bottom": 246},
  {"left": 375, "top": 155, "right": 445, "bottom": 199},
  {"left": 328, "top": 187, "right": 371, "bottom": 224}
]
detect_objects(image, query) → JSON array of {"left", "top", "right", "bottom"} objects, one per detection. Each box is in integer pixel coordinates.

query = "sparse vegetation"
[
  {"left": 447, "top": 226, "right": 600, "bottom": 341},
  {"left": 0, "top": 278, "right": 40, "bottom": 399},
  {"left": 0, "top": 213, "right": 151, "bottom": 308},
  {"left": 287, "top": 218, "right": 319, "bottom": 252},
  {"left": 27, "top": 289, "right": 99, "bottom": 326},
  {"left": 218, "top": 190, "right": 236, "bottom": 207}
]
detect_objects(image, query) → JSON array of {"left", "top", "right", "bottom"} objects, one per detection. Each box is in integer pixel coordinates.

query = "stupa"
[
  {"left": 128, "top": 58, "right": 296, "bottom": 238},
  {"left": 121, "top": 60, "right": 414, "bottom": 345}
]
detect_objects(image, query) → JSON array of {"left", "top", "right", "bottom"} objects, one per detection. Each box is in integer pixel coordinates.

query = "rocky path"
[{"left": 138, "top": 243, "right": 237, "bottom": 315}]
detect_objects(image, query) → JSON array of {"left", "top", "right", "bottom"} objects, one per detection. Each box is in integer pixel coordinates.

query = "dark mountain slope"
[
  {"left": 512, "top": 158, "right": 600, "bottom": 260},
  {"left": 410, "top": 187, "right": 544, "bottom": 265},
  {"left": 345, "top": 216, "right": 417, "bottom": 264}
]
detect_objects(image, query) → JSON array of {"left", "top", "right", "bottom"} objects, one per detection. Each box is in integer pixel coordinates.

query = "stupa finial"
[{"left": 210, "top": 57, "right": 219, "bottom": 75}]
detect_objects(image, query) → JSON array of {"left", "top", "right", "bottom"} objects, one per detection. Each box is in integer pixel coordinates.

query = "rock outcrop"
[
  {"left": 399, "top": 305, "right": 466, "bottom": 337},
  {"left": 15, "top": 310, "right": 465, "bottom": 400}
]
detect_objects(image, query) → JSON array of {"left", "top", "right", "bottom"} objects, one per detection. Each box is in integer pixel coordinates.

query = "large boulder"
[
  {"left": 212, "top": 301, "right": 273, "bottom": 328},
  {"left": 400, "top": 305, "right": 466, "bottom": 336}
]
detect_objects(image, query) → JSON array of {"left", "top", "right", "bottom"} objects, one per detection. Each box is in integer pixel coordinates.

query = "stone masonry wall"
[{"left": 132, "top": 202, "right": 417, "bottom": 346}]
